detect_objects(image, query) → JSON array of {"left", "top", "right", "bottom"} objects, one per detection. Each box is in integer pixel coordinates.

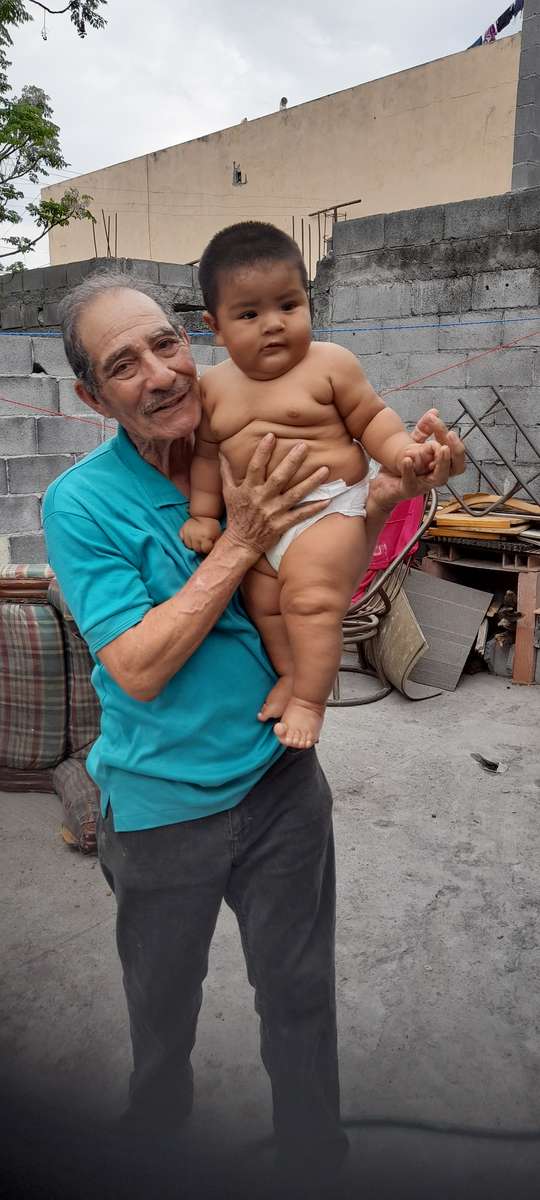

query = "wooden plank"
[{"left": 514, "top": 569, "right": 540, "bottom": 685}]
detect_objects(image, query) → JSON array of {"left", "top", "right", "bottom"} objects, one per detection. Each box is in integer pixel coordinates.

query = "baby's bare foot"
[
  {"left": 258, "top": 676, "right": 294, "bottom": 722},
  {"left": 273, "top": 698, "right": 325, "bottom": 749}
]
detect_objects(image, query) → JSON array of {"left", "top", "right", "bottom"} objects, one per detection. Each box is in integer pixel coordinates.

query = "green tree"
[{"left": 0, "top": 2, "right": 107, "bottom": 269}]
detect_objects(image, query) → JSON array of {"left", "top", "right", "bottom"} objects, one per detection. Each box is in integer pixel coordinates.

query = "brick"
[
  {"left": 517, "top": 428, "right": 540, "bottom": 458},
  {"left": 22, "top": 267, "right": 47, "bottom": 292},
  {"left": 449, "top": 387, "right": 501, "bottom": 424},
  {"left": 382, "top": 320, "right": 439, "bottom": 353},
  {"left": 466, "top": 349, "right": 535, "bottom": 387},
  {"left": 1, "top": 303, "right": 23, "bottom": 329},
  {"left": 40, "top": 264, "right": 68, "bottom": 290},
  {"left": 460, "top": 425, "right": 517, "bottom": 463},
  {"left": 0, "top": 459, "right": 6, "bottom": 494},
  {"left": 7, "top": 455, "right": 74, "bottom": 494},
  {"left": 0, "top": 416, "right": 37, "bottom": 454},
  {"left": 1, "top": 272, "right": 23, "bottom": 295},
  {"left": 329, "top": 323, "right": 383, "bottom": 355},
  {"left": 512, "top": 161, "right": 540, "bottom": 190},
  {"left": 65, "top": 259, "right": 102, "bottom": 288},
  {"left": 0, "top": 494, "right": 41, "bottom": 534},
  {"left": 0, "top": 376, "right": 59, "bottom": 416},
  {"left": 515, "top": 104, "right": 540, "bottom": 137},
  {"left": 58, "top": 379, "right": 91, "bottom": 417},
  {"left": 436, "top": 462, "right": 480, "bottom": 496},
  {"left": 8, "top": 531, "right": 47, "bottom": 564},
  {"left": 509, "top": 188, "right": 540, "bottom": 231},
  {"left": 41, "top": 302, "right": 61, "bottom": 327},
  {"left": 158, "top": 262, "right": 194, "bottom": 287},
  {"left": 332, "top": 215, "right": 384, "bottom": 256},
  {"left": 380, "top": 354, "right": 409, "bottom": 391},
  {"left": 36, "top": 415, "right": 101, "bottom": 454},
  {"left": 385, "top": 205, "right": 444, "bottom": 248},
  {"left": 31, "top": 335, "right": 73, "bottom": 378},
  {"left": 0, "top": 335, "right": 33, "bottom": 375},
  {"left": 333, "top": 282, "right": 412, "bottom": 321},
  {"left": 514, "top": 132, "right": 540, "bottom": 166},
  {"left": 524, "top": 11, "right": 540, "bottom": 42},
  {"left": 475, "top": 461, "right": 532, "bottom": 497},
  {"left": 517, "top": 73, "right": 540, "bottom": 107},
  {"left": 439, "top": 312, "right": 503, "bottom": 351},
  {"left": 123, "top": 259, "right": 160, "bottom": 283},
  {"left": 411, "top": 277, "right": 472, "bottom": 316},
  {"left": 444, "top": 195, "right": 509, "bottom": 240},
  {"left": 472, "top": 269, "right": 539, "bottom": 310},
  {"left": 492, "top": 387, "right": 540, "bottom": 426},
  {"left": 503, "top": 307, "right": 540, "bottom": 346},
  {"left": 22, "top": 303, "right": 41, "bottom": 328},
  {"left": 407, "top": 351, "right": 467, "bottom": 387}
]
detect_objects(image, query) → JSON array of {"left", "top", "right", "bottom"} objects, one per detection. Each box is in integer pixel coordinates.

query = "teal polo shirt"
[{"left": 43, "top": 426, "right": 284, "bottom": 831}]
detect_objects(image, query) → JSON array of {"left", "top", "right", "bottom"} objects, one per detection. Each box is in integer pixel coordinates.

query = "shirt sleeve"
[{"left": 44, "top": 508, "right": 153, "bottom": 657}]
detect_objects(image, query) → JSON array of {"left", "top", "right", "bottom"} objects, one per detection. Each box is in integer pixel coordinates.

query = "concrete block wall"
[
  {"left": 312, "top": 188, "right": 540, "bottom": 499},
  {"left": 0, "top": 333, "right": 218, "bottom": 565}
]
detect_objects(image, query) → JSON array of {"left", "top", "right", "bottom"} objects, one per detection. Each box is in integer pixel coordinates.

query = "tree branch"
[{"left": 27, "top": 2, "right": 72, "bottom": 14}]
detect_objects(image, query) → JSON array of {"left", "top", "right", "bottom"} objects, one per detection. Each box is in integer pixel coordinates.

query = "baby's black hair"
[{"left": 198, "top": 221, "right": 308, "bottom": 315}]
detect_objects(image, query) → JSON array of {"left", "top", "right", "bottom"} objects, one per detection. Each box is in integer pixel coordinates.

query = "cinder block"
[
  {"left": 516, "top": 428, "right": 540, "bottom": 459},
  {"left": 472, "top": 269, "right": 539, "bottom": 310},
  {"left": 213, "top": 348, "right": 230, "bottom": 364},
  {"left": 65, "top": 259, "right": 102, "bottom": 287},
  {"left": 1, "top": 303, "right": 23, "bottom": 329},
  {"left": 333, "top": 283, "right": 412, "bottom": 321},
  {"left": 190, "top": 346, "right": 214, "bottom": 366},
  {"left": 437, "top": 462, "right": 480, "bottom": 496},
  {"left": 8, "top": 531, "right": 47, "bottom": 564},
  {"left": 123, "top": 259, "right": 160, "bottom": 283},
  {"left": 439, "top": 312, "right": 503, "bottom": 351},
  {"left": 0, "top": 493, "right": 41, "bottom": 534},
  {"left": 0, "top": 376, "right": 59, "bottom": 416},
  {"left": 514, "top": 132, "right": 540, "bottom": 166},
  {"left": 512, "top": 161, "right": 540, "bottom": 190},
  {"left": 7, "top": 454, "right": 74, "bottom": 494},
  {"left": 0, "top": 335, "right": 33, "bottom": 375},
  {"left": 466, "top": 349, "right": 534, "bottom": 387},
  {"left": 503, "top": 308, "right": 540, "bottom": 345},
  {"left": 516, "top": 73, "right": 540, "bottom": 108},
  {"left": 332, "top": 215, "right": 385, "bottom": 256},
  {"left": 40, "top": 264, "right": 68, "bottom": 290},
  {"left": 0, "top": 416, "right": 37, "bottom": 454},
  {"left": 382, "top": 320, "right": 439, "bottom": 353},
  {"left": 388, "top": 387, "right": 469, "bottom": 426},
  {"left": 407, "top": 351, "right": 467, "bottom": 387},
  {"left": 0, "top": 534, "right": 8, "bottom": 566},
  {"left": 385, "top": 205, "right": 444, "bottom": 248},
  {"left": 32, "top": 335, "right": 73, "bottom": 377},
  {"left": 515, "top": 104, "right": 540, "bottom": 137},
  {"left": 475, "top": 461, "right": 532, "bottom": 498},
  {"left": 460, "top": 425, "right": 517, "bottom": 463},
  {"left": 509, "top": 187, "right": 540, "bottom": 232},
  {"left": 520, "top": 47, "right": 540, "bottom": 81},
  {"left": 0, "top": 459, "right": 6, "bottom": 494},
  {"left": 22, "top": 267, "right": 47, "bottom": 292},
  {"left": 41, "top": 302, "right": 61, "bottom": 326},
  {"left": 22, "top": 303, "right": 40, "bottom": 328},
  {"left": 493, "top": 386, "right": 540, "bottom": 426},
  {"left": 524, "top": 10, "right": 540, "bottom": 42},
  {"left": 1, "top": 272, "right": 23, "bottom": 295},
  {"left": 58, "top": 379, "right": 91, "bottom": 417},
  {"left": 444, "top": 195, "right": 509, "bottom": 240},
  {"left": 412, "top": 277, "right": 472, "bottom": 316},
  {"left": 380, "top": 354, "right": 409, "bottom": 391},
  {"left": 329, "top": 323, "right": 383, "bottom": 355},
  {"left": 533, "top": 350, "right": 540, "bottom": 384},
  {"left": 36, "top": 415, "right": 101, "bottom": 454},
  {"left": 158, "top": 263, "right": 194, "bottom": 287}
]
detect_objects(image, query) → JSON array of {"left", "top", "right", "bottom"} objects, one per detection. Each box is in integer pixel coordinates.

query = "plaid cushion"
[
  {"left": 0, "top": 767, "right": 55, "bottom": 793},
  {"left": 0, "top": 564, "right": 55, "bottom": 602},
  {"left": 0, "top": 600, "right": 67, "bottom": 769},
  {"left": 48, "top": 582, "right": 101, "bottom": 757},
  {"left": 52, "top": 756, "right": 99, "bottom": 854}
]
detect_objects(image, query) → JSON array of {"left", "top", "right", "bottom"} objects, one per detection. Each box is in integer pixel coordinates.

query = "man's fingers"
[
  {"left": 264, "top": 440, "right": 314, "bottom": 496},
  {"left": 411, "top": 408, "right": 439, "bottom": 442},
  {"left": 219, "top": 451, "right": 235, "bottom": 491},
  {"left": 279, "top": 464, "right": 330, "bottom": 506},
  {"left": 447, "top": 429, "right": 466, "bottom": 476},
  {"left": 244, "top": 433, "right": 276, "bottom": 486},
  {"left": 278, "top": 498, "right": 331, "bottom": 532}
]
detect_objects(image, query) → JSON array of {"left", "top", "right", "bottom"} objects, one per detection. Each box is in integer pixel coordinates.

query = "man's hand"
[
  {"left": 394, "top": 440, "right": 437, "bottom": 478},
  {"left": 370, "top": 410, "right": 466, "bottom": 514},
  {"left": 181, "top": 516, "right": 222, "bottom": 555},
  {"left": 220, "top": 433, "right": 332, "bottom": 556}
]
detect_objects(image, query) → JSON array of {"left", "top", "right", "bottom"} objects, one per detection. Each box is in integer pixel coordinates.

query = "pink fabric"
[{"left": 351, "top": 495, "right": 424, "bottom": 604}]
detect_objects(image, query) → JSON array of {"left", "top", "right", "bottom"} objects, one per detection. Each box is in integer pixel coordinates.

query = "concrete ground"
[{"left": 1, "top": 671, "right": 540, "bottom": 1198}]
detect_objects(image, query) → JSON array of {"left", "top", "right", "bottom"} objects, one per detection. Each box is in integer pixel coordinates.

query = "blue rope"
[{"left": 1, "top": 315, "right": 539, "bottom": 338}]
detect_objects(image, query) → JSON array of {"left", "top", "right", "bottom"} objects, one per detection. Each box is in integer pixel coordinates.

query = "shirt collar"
[{"left": 114, "top": 425, "right": 189, "bottom": 509}]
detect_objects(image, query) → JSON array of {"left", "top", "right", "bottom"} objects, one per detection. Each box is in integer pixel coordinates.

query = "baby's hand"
[
  {"left": 395, "top": 441, "right": 437, "bottom": 477},
  {"left": 180, "top": 516, "right": 222, "bottom": 555}
]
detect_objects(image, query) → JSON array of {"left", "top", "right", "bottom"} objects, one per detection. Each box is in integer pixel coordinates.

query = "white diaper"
[{"left": 266, "top": 476, "right": 370, "bottom": 572}]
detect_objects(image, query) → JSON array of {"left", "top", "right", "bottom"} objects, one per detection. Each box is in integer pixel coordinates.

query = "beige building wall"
[{"left": 44, "top": 36, "right": 521, "bottom": 274}]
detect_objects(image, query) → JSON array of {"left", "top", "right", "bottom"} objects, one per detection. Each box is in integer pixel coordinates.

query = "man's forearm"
[{"left": 98, "top": 531, "right": 258, "bottom": 701}]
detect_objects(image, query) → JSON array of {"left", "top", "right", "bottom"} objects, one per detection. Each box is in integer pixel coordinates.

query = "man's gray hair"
[{"left": 59, "top": 270, "right": 181, "bottom": 395}]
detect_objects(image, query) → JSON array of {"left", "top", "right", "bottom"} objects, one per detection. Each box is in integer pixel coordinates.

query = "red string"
[{"left": 0, "top": 325, "right": 538, "bottom": 421}]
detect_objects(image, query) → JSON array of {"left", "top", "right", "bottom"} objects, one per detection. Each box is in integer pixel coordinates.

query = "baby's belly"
[{"left": 224, "top": 428, "right": 368, "bottom": 489}]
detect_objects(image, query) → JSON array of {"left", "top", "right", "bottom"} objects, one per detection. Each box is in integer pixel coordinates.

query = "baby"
[{"left": 181, "top": 221, "right": 436, "bottom": 749}]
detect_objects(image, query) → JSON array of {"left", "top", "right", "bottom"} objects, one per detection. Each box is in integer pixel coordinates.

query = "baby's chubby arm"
[
  {"left": 329, "top": 345, "right": 436, "bottom": 477},
  {"left": 180, "top": 404, "right": 224, "bottom": 555}
]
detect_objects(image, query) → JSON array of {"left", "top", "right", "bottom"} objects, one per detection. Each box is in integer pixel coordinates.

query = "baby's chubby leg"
[
  {"left": 275, "top": 513, "right": 369, "bottom": 749},
  {"left": 242, "top": 558, "right": 294, "bottom": 719}
]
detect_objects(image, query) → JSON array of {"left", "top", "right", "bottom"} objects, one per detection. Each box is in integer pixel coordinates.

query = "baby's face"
[{"left": 209, "top": 260, "right": 312, "bottom": 380}]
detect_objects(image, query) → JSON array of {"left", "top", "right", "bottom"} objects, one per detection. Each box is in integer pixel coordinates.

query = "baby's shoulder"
[
  {"left": 308, "top": 339, "right": 362, "bottom": 375},
  {"left": 198, "top": 358, "right": 235, "bottom": 408}
]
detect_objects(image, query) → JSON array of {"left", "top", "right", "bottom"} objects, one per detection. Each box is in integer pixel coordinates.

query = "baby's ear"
[{"left": 203, "top": 310, "right": 224, "bottom": 345}]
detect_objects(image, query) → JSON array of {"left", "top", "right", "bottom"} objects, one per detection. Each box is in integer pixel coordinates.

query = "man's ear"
[
  {"left": 203, "top": 310, "right": 224, "bottom": 346},
  {"left": 75, "top": 380, "right": 108, "bottom": 417}
]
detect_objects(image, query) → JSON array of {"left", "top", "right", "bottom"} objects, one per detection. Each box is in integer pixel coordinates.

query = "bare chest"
[{"left": 207, "top": 368, "right": 335, "bottom": 443}]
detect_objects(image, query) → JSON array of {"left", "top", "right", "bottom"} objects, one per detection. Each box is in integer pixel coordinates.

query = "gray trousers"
[{"left": 97, "top": 746, "right": 348, "bottom": 1168}]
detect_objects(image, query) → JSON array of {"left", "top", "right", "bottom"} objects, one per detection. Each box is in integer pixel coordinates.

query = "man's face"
[
  {"left": 206, "top": 260, "right": 312, "bottom": 381},
  {"left": 75, "top": 288, "right": 201, "bottom": 442}
]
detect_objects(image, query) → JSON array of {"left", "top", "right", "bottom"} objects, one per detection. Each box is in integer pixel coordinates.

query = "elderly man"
[{"left": 43, "top": 272, "right": 464, "bottom": 1177}]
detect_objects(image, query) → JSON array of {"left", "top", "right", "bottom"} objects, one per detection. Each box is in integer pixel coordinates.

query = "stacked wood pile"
[{"left": 424, "top": 494, "right": 540, "bottom": 545}]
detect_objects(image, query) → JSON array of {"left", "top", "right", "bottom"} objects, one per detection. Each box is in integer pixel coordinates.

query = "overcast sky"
[{"left": 4, "top": 0, "right": 523, "bottom": 268}]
